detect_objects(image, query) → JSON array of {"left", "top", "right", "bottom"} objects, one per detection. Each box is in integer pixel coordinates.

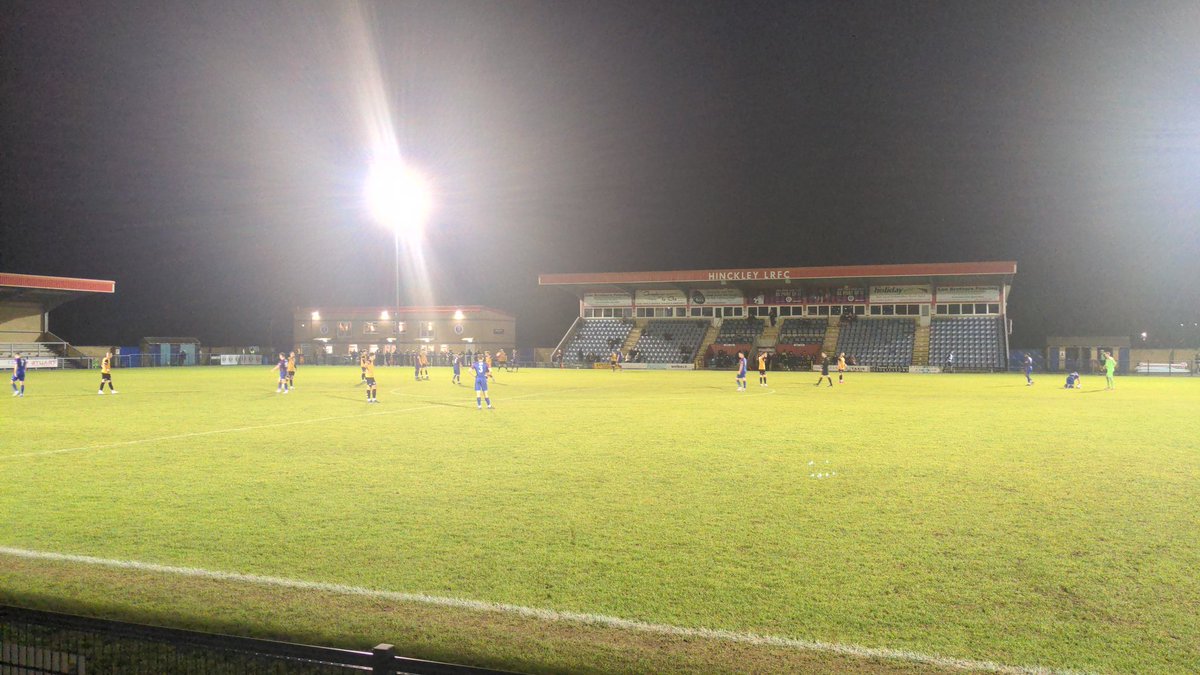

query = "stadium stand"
[
  {"left": 632, "top": 320, "right": 707, "bottom": 363},
  {"left": 929, "top": 316, "right": 1006, "bottom": 371},
  {"left": 776, "top": 318, "right": 828, "bottom": 345},
  {"left": 836, "top": 318, "right": 916, "bottom": 368},
  {"left": 561, "top": 319, "right": 634, "bottom": 363},
  {"left": 714, "top": 317, "right": 763, "bottom": 343}
]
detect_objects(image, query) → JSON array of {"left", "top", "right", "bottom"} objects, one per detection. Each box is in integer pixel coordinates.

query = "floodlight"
[
  {"left": 311, "top": 311, "right": 321, "bottom": 320},
  {"left": 365, "top": 157, "right": 432, "bottom": 239},
  {"left": 453, "top": 309, "right": 464, "bottom": 320},
  {"left": 380, "top": 310, "right": 390, "bottom": 320}
]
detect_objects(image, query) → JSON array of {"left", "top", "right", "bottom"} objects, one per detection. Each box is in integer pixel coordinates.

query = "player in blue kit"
[
  {"left": 735, "top": 351, "right": 747, "bottom": 391},
  {"left": 1023, "top": 353, "right": 1034, "bottom": 386},
  {"left": 275, "top": 353, "right": 290, "bottom": 394},
  {"left": 451, "top": 352, "right": 462, "bottom": 385},
  {"left": 473, "top": 354, "right": 493, "bottom": 410},
  {"left": 1064, "top": 371, "right": 1081, "bottom": 389},
  {"left": 11, "top": 352, "right": 26, "bottom": 397}
]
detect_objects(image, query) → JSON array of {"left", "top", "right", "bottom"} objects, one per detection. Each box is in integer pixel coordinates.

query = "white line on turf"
[
  {"left": 0, "top": 387, "right": 584, "bottom": 462},
  {"left": 0, "top": 546, "right": 1089, "bottom": 675}
]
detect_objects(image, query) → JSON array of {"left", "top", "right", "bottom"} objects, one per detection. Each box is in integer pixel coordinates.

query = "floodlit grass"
[{"left": 1, "top": 366, "right": 1197, "bottom": 673}]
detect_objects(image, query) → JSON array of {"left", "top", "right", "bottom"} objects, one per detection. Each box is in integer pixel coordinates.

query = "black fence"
[{"left": 0, "top": 605, "right": 516, "bottom": 675}]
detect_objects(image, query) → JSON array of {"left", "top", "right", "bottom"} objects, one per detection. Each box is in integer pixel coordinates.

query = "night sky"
[{"left": 2, "top": 1, "right": 1198, "bottom": 349}]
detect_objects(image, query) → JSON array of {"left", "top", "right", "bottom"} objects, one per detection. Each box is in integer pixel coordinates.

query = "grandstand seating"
[
  {"left": 714, "top": 317, "right": 763, "bottom": 343},
  {"left": 561, "top": 319, "right": 634, "bottom": 363},
  {"left": 776, "top": 318, "right": 828, "bottom": 345},
  {"left": 0, "top": 342, "right": 61, "bottom": 358},
  {"left": 835, "top": 319, "right": 915, "bottom": 368},
  {"left": 632, "top": 320, "right": 707, "bottom": 363},
  {"left": 929, "top": 317, "right": 1006, "bottom": 371}
]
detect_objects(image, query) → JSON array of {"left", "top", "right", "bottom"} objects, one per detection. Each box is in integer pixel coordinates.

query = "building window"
[
  {"left": 948, "top": 304, "right": 961, "bottom": 314},
  {"left": 882, "top": 305, "right": 895, "bottom": 315},
  {"left": 961, "top": 304, "right": 974, "bottom": 314},
  {"left": 988, "top": 303, "right": 1000, "bottom": 314},
  {"left": 975, "top": 303, "right": 988, "bottom": 314},
  {"left": 854, "top": 305, "right": 865, "bottom": 316}
]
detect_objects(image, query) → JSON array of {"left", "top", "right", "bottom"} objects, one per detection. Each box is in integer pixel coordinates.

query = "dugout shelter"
[
  {"left": 1045, "top": 337, "right": 1131, "bottom": 375},
  {"left": 541, "top": 261, "right": 1016, "bottom": 372},
  {"left": 0, "top": 272, "right": 116, "bottom": 367},
  {"left": 293, "top": 305, "right": 515, "bottom": 365}
]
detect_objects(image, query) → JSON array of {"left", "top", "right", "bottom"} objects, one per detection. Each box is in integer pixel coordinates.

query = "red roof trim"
[
  {"left": 539, "top": 261, "right": 1017, "bottom": 286},
  {"left": 0, "top": 273, "right": 116, "bottom": 293}
]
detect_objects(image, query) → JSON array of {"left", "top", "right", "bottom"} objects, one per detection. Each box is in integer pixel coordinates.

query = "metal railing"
[{"left": 0, "top": 605, "right": 515, "bottom": 675}]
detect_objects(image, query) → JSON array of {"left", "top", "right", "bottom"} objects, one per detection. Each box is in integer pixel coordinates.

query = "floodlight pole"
[{"left": 393, "top": 230, "right": 401, "bottom": 312}]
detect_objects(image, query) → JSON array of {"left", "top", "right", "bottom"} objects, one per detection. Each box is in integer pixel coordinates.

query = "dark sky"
[{"left": 2, "top": 0, "right": 1198, "bottom": 349}]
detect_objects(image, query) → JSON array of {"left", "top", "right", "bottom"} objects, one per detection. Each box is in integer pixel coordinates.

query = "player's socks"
[{"left": 485, "top": 397, "right": 492, "bottom": 409}]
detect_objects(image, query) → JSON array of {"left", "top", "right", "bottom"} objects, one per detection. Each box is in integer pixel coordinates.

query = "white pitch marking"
[
  {"left": 1, "top": 387, "right": 590, "bottom": 462},
  {"left": 0, "top": 546, "right": 1089, "bottom": 675},
  {"left": 0, "top": 404, "right": 440, "bottom": 461}
]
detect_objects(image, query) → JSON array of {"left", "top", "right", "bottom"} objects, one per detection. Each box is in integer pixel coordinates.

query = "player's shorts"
[
  {"left": 287, "top": 370, "right": 295, "bottom": 376},
  {"left": 475, "top": 377, "right": 489, "bottom": 392},
  {"left": 365, "top": 377, "right": 376, "bottom": 386},
  {"left": 759, "top": 369, "right": 766, "bottom": 376},
  {"left": 12, "top": 374, "right": 22, "bottom": 382},
  {"left": 101, "top": 373, "right": 111, "bottom": 381},
  {"left": 738, "top": 370, "right": 747, "bottom": 378}
]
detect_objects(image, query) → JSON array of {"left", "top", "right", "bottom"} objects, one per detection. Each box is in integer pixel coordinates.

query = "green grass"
[{"left": 1, "top": 366, "right": 1197, "bottom": 673}]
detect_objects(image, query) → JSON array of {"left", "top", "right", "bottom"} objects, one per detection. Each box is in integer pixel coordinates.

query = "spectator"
[{"left": 768, "top": 307, "right": 778, "bottom": 327}]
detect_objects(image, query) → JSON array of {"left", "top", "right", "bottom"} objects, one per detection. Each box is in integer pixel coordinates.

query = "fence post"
[{"left": 372, "top": 643, "right": 396, "bottom": 675}]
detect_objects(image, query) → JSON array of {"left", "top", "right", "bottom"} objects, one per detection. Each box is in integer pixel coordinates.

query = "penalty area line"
[
  {"left": 0, "top": 546, "right": 1088, "bottom": 675},
  {"left": 1, "top": 386, "right": 593, "bottom": 462},
  {"left": 0, "top": 404, "right": 439, "bottom": 462}
]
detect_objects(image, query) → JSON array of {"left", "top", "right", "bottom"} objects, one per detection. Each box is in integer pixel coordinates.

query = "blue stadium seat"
[
  {"left": 835, "top": 318, "right": 916, "bottom": 368},
  {"left": 560, "top": 319, "right": 634, "bottom": 363},
  {"left": 929, "top": 317, "right": 1006, "bottom": 371}
]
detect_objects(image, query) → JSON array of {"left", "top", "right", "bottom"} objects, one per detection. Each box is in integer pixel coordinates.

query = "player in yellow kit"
[
  {"left": 363, "top": 353, "right": 378, "bottom": 403},
  {"left": 286, "top": 351, "right": 297, "bottom": 389},
  {"left": 756, "top": 352, "right": 768, "bottom": 387},
  {"left": 98, "top": 349, "right": 118, "bottom": 394},
  {"left": 837, "top": 352, "right": 847, "bottom": 384}
]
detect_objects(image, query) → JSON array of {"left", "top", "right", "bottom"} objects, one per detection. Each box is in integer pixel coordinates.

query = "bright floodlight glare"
[
  {"left": 380, "top": 310, "right": 390, "bottom": 320},
  {"left": 365, "top": 157, "right": 432, "bottom": 238},
  {"left": 453, "top": 309, "right": 464, "bottom": 320},
  {"left": 311, "top": 311, "right": 320, "bottom": 320}
]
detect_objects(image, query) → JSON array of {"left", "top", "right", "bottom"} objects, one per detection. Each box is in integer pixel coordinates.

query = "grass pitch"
[{"left": 1, "top": 366, "right": 1197, "bottom": 674}]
